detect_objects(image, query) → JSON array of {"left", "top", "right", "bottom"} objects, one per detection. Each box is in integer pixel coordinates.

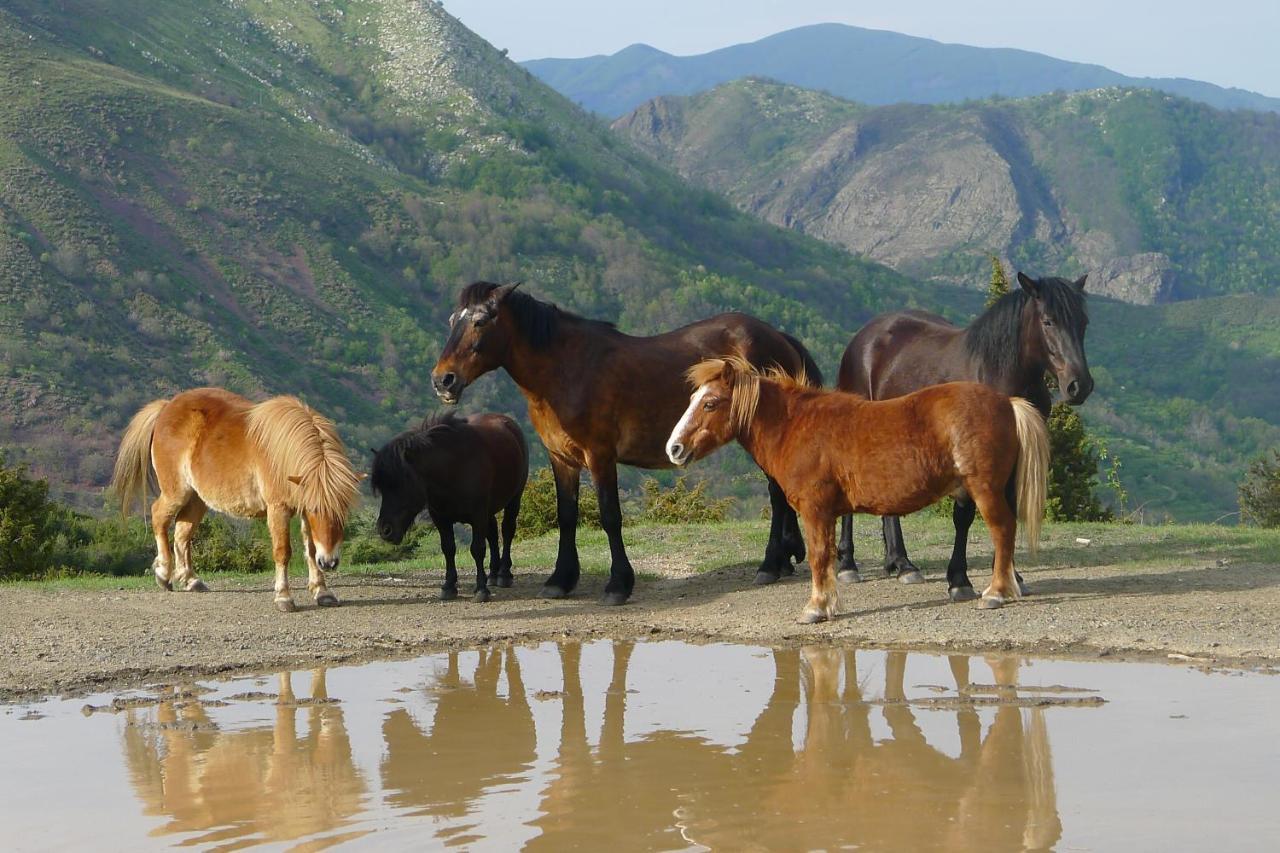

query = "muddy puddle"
[{"left": 3, "top": 641, "right": 1277, "bottom": 851}]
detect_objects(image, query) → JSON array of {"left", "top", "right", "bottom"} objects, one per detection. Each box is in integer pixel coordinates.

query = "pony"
[
  {"left": 111, "top": 388, "right": 361, "bottom": 612},
  {"left": 667, "top": 357, "right": 1048, "bottom": 622},
  {"left": 835, "top": 272, "right": 1091, "bottom": 597},
  {"left": 430, "top": 281, "right": 821, "bottom": 605},
  {"left": 370, "top": 412, "right": 528, "bottom": 602}
]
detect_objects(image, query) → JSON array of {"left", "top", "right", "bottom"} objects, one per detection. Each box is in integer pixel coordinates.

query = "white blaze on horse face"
[{"left": 667, "top": 386, "right": 709, "bottom": 465}]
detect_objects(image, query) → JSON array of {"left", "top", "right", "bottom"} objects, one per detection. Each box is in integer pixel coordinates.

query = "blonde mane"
[
  {"left": 686, "top": 355, "right": 812, "bottom": 434},
  {"left": 245, "top": 396, "right": 360, "bottom": 520}
]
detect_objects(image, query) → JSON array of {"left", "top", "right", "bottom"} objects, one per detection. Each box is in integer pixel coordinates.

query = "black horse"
[
  {"left": 371, "top": 412, "right": 528, "bottom": 602},
  {"left": 835, "top": 272, "right": 1093, "bottom": 600}
]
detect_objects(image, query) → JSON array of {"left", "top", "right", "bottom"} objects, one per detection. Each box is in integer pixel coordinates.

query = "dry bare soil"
[{"left": 2, "top": 520, "right": 1277, "bottom": 701}]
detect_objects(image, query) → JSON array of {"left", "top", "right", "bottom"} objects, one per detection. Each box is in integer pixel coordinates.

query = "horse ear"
[
  {"left": 1017, "top": 272, "right": 1041, "bottom": 298},
  {"left": 492, "top": 282, "right": 522, "bottom": 304},
  {"left": 287, "top": 474, "right": 303, "bottom": 486},
  {"left": 1073, "top": 274, "right": 1088, "bottom": 293},
  {"left": 356, "top": 472, "right": 368, "bottom": 482}
]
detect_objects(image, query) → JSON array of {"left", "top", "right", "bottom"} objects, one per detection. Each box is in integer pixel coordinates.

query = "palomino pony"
[
  {"left": 667, "top": 357, "right": 1048, "bottom": 622},
  {"left": 111, "top": 388, "right": 362, "bottom": 612},
  {"left": 836, "top": 272, "right": 1091, "bottom": 598},
  {"left": 371, "top": 412, "right": 528, "bottom": 602},
  {"left": 431, "top": 282, "right": 821, "bottom": 605}
]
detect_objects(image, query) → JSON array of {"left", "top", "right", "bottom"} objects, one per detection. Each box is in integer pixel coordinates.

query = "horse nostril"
[
  {"left": 1067, "top": 380, "right": 1081, "bottom": 400},
  {"left": 440, "top": 372, "right": 457, "bottom": 390},
  {"left": 669, "top": 442, "right": 684, "bottom": 460}
]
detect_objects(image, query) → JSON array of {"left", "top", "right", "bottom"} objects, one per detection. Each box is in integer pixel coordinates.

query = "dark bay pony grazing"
[
  {"left": 111, "top": 388, "right": 362, "bottom": 612},
  {"left": 836, "top": 272, "right": 1091, "bottom": 600},
  {"left": 371, "top": 412, "right": 528, "bottom": 602},
  {"left": 431, "top": 282, "right": 821, "bottom": 605},
  {"left": 666, "top": 358, "right": 1048, "bottom": 622}
]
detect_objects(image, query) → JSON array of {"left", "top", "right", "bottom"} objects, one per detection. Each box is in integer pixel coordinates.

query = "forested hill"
[
  {"left": 523, "top": 23, "right": 1280, "bottom": 119},
  {"left": 0, "top": 0, "right": 920, "bottom": 503}
]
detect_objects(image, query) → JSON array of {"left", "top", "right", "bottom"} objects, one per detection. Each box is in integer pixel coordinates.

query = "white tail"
[
  {"left": 110, "top": 398, "right": 168, "bottom": 517},
  {"left": 1010, "top": 398, "right": 1049, "bottom": 553}
]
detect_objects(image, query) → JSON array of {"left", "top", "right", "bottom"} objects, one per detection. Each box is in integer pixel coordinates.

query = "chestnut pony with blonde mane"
[
  {"left": 111, "top": 388, "right": 361, "bottom": 612},
  {"left": 667, "top": 357, "right": 1047, "bottom": 622}
]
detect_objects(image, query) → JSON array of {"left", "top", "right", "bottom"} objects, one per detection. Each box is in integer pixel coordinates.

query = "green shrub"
[
  {"left": 0, "top": 452, "right": 62, "bottom": 579},
  {"left": 55, "top": 513, "right": 153, "bottom": 576},
  {"left": 1240, "top": 449, "right": 1280, "bottom": 527},
  {"left": 344, "top": 508, "right": 437, "bottom": 564},
  {"left": 1047, "top": 403, "right": 1117, "bottom": 522},
  {"left": 190, "top": 516, "right": 273, "bottom": 573},
  {"left": 516, "top": 467, "right": 601, "bottom": 539},
  {"left": 640, "top": 476, "right": 735, "bottom": 524}
]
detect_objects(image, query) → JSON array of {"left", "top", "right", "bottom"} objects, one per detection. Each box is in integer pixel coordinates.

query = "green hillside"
[{"left": 0, "top": 0, "right": 922, "bottom": 505}]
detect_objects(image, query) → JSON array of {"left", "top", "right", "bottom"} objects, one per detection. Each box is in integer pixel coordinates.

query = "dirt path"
[{"left": 4, "top": 533, "right": 1278, "bottom": 701}]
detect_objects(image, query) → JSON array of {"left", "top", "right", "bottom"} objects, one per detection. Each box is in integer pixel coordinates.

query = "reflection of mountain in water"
[{"left": 121, "top": 670, "right": 367, "bottom": 846}]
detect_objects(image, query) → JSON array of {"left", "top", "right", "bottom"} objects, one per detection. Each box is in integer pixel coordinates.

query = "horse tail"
[
  {"left": 1010, "top": 397, "right": 1049, "bottom": 554},
  {"left": 780, "top": 331, "right": 824, "bottom": 387},
  {"left": 111, "top": 398, "right": 168, "bottom": 518}
]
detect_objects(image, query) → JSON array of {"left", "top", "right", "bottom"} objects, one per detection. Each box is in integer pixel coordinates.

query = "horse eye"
[
  {"left": 703, "top": 399, "right": 717, "bottom": 411},
  {"left": 1043, "top": 319, "right": 1053, "bottom": 327},
  {"left": 473, "top": 313, "right": 491, "bottom": 328}
]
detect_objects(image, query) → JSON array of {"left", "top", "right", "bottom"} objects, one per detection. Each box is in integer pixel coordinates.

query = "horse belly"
[{"left": 189, "top": 454, "right": 268, "bottom": 518}]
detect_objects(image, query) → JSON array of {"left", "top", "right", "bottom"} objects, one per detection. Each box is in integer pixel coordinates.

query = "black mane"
[
  {"left": 964, "top": 277, "right": 1088, "bottom": 381},
  {"left": 370, "top": 411, "right": 465, "bottom": 494},
  {"left": 459, "top": 281, "right": 614, "bottom": 350}
]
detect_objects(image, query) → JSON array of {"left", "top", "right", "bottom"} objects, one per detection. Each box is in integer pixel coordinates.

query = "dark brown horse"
[
  {"left": 431, "top": 282, "right": 821, "bottom": 605},
  {"left": 371, "top": 412, "right": 528, "bottom": 602},
  {"left": 836, "top": 272, "right": 1091, "bottom": 601},
  {"left": 667, "top": 357, "right": 1048, "bottom": 622}
]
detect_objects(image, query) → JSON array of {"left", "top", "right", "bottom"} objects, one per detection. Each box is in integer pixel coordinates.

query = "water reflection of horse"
[{"left": 121, "top": 670, "right": 367, "bottom": 846}]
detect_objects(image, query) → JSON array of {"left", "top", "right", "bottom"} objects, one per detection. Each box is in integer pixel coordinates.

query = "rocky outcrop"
[{"left": 1089, "top": 253, "right": 1176, "bottom": 304}]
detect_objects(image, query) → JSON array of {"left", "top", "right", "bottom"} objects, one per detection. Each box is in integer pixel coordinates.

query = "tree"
[
  {"left": 1045, "top": 404, "right": 1115, "bottom": 522},
  {"left": 1239, "top": 449, "right": 1280, "bottom": 527},
  {"left": 986, "top": 255, "right": 1010, "bottom": 308},
  {"left": 0, "top": 452, "right": 62, "bottom": 578}
]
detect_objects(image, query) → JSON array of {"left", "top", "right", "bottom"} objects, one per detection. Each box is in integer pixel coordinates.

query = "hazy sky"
[{"left": 443, "top": 0, "right": 1280, "bottom": 97}]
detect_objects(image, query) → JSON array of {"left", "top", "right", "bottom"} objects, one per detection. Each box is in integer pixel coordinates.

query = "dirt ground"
[{"left": 4, "top": 534, "right": 1279, "bottom": 702}]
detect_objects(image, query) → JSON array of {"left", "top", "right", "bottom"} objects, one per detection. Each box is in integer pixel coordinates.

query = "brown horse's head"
[
  {"left": 1017, "top": 272, "right": 1094, "bottom": 405},
  {"left": 666, "top": 357, "right": 759, "bottom": 466},
  {"left": 303, "top": 508, "right": 348, "bottom": 570},
  {"left": 432, "top": 282, "right": 523, "bottom": 404}
]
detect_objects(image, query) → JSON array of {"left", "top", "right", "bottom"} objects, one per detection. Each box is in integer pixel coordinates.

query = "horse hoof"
[
  {"left": 600, "top": 591, "right": 629, "bottom": 606},
  {"left": 187, "top": 579, "right": 210, "bottom": 593},
  {"left": 797, "top": 609, "right": 829, "bottom": 625},
  {"left": 541, "top": 585, "right": 570, "bottom": 600},
  {"left": 899, "top": 570, "right": 926, "bottom": 585},
  {"left": 156, "top": 578, "right": 173, "bottom": 592},
  {"left": 836, "top": 569, "right": 863, "bottom": 584},
  {"left": 949, "top": 586, "right": 979, "bottom": 603},
  {"left": 275, "top": 598, "right": 297, "bottom": 613},
  {"left": 473, "top": 588, "right": 492, "bottom": 603},
  {"left": 979, "top": 597, "right": 1005, "bottom": 610},
  {"left": 754, "top": 571, "right": 782, "bottom": 586},
  {"left": 439, "top": 586, "right": 459, "bottom": 601},
  {"left": 495, "top": 576, "right": 514, "bottom": 589},
  {"left": 316, "top": 592, "right": 340, "bottom": 607}
]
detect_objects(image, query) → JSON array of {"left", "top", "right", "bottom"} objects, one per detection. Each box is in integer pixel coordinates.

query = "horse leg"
[
  {"left": 496, "top": 493, "right": 519, "bottom": 587},
  {"left": 799, "top": 507, "right": 839, "bottom": 624},
  {"left": 267, "top": 504, "right": 296, "bottom": 613},
  {"left": 435, "top": 513, "right": 459, "bottom": 601},
  {"left": 971, "top": 486, "right": 1020, "bottom": 609},
  {"left": 946, "top": 498, "right": 980, "bottom": 602},
  {"left": 299, "top": 515, "right": 339, "bottom": 607},
  {"left": 590, "top": 458, "right": 634, "bottom": 606},
  {"left": 485, "top": 517, "right": 502, "bottom": 589},
  {"left": 170, "top": 497, "right": 210, "bottom": 593},
  {"left": 836, "top": 514, "right": 861, "bottom": 583},
  {"left": 882, "top": 516, "right": 924, "bottom": 583},
  {"left": 949, "top": 654, "right": 981, "bottom": 757},
  {"left": 755, "top": 477, "right": 792, "bottom": 585},
  {"left": 1005, "top": 474, "right": 1031, "bottom": 596},
  {"left": 149, "top": 494, "right": 183, "bottom": 591},
  {"left": 541, "top": 457, "right": 581, "bottom": 599},
  {"left": 471, "top": 517, "right": 492, "bottom": 603},
  {"left": 782, "top": 500, "right": 805, "bottom": 568}
]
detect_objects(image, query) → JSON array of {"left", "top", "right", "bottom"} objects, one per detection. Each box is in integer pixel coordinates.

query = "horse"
[
  {"left": 111, "top": 388, "right": 361, "bottom": 612},
  {"left": 835, "top": 272, "right": 1091, "bottom": 598},
  {"left": 666, "top": 357, "right": 1048, "bottom": 622},
  {"left": 430, "top": 281, "right": 822, "bottom": 605},
  {"left": 370, "top": 412, "right": 528, "bottom": 602}
]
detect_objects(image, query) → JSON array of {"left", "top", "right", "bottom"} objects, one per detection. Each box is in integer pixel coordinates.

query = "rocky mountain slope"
[
  {"left": 615, "top": 80, "right": 1280, "bottom": 303},
  {"left": 525, "top": 23, "right": 1280, "bottom": 118}
]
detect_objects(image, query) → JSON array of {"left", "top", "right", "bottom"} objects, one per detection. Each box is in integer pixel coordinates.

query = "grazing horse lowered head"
[
  {"left": 668, "top": 357, "right": 1048, "bottom": 622},
  {"left": 370, "top": 411, "right": 528, "bottom": 602},
  {"left": 111, "top": 388, "right": 362, "bottom": 612},
  {"left": 430, "top": 281, "right": 821, "bottom": 605},
  {"left": 835, "top": 272, "right": 1091, "bottom": 594}
]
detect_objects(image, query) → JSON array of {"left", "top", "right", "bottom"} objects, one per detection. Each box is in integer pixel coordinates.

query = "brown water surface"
[{"left": 3, "top": 641, "right": 1277, "bottom": 851}]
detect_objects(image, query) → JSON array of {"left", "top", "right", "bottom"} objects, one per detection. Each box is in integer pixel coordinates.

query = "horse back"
[
  {"left": 455, "top": 414, "right": 529, "bottom": 510},
  {"left": 837, "top": 310, "right": 968, "bottom": 400}
]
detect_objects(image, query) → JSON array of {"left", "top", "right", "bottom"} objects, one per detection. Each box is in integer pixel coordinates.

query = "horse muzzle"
[
  {"left": 432, "top": 371, "right": 465, "bottom": 405},
  {"left": 1063, "top": 375, "right": 1095, "bottom": 405},
  {"left": 666, "top": 441, "right": 692, "bottom": 467}
]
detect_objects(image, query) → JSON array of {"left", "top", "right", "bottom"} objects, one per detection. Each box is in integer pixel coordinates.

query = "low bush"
[
  {"left": 639, "top": 476, "right": 735, "bottom": 524},
  {"left": 516, "top": 467, "right": 601, "bottom": 539}
]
